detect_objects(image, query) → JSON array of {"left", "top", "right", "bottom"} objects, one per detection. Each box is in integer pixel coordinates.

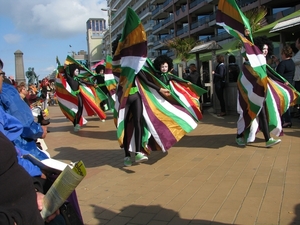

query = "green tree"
[
  {"left": 163, "top": 37, "right": 200, "bottom": 66},
  {"left": 244, "top": 6, "right": 267, "bottom": 33},
  {"left": 236, "top": 6, "right": 268, "bottom": 49}
]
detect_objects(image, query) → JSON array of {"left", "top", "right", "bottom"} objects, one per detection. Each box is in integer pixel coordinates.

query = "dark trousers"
[
  {"left": 73, "top": 93, "right": 83, "bottom": 127},
  {"left": 123, "top": 93, "right": 143, "bottom": 157},
  {"left": 258, "top": 104, "right": 271, "bottom": 142},
  {"left": 282, "top": 108, "right": 291, "bottom": 123},
  {"left": 215, "top": 85, "right": 225, "bottom": 113}
]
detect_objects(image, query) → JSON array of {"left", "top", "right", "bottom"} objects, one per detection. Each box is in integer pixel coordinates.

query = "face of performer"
[
  {"left": 99, "top": 69, "right": 104, "bottom": 75},
  {"left": 160, "top": 63, "right": 169, "bottom": 73},
  {"left": 74, "top": 68, "right": 79, "bottom": 76},
  {"left": 262, "top": 44, "right": 268, "bottom": 57}
]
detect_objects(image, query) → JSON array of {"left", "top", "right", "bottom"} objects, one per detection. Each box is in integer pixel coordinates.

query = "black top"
[
  {"left": 65, "top": 73, "right": 80, "bottom": 92},
  {"left": 276, "top": 59, "right": 295, "bottom": 84},
  {"left": 0, "top": 132, "right": 44, "bottom": 225},
  {"left": 183, "top": 71, "right": 201, "bottom": 86},
  {"left": 95, "top": 74, "right": 109, "bottom": 94},
  {"left": 228, "top": 63, "right": 240, "bottom": 82},
  {"left": 213, "top": 63, "right": 226, "bottom": 84}
]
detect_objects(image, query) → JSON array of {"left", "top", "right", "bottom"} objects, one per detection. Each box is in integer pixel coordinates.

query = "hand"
[
  {"left": 41, "top": 125, "right": 47, "bottom": 139},
  {"left": 212, "top": 71, "right": 215, "bottom": 75},
  {"left": 187, "top": 82, "right": 192, "bottom": 85},
  {"left": 36, "top": 192, "right": 44, "bottom": 211},
  {"left": 159, "top": 88, "right": 171, "bottom": 97},
  {"left": 36, "top": 192, "right": 60, "bottom": 223},
  {"left": 45, "top": 209, "right": 60, "bottom": 223}
]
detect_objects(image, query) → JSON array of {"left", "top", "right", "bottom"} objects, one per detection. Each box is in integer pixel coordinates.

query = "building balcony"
[
  {"left": 152, "top": 5, "right": 169, "bottom": 20},
  {"left": 166, "top": 51, "right": 175, "bottom": 58},
  {"left": 148, "top": 51, "right": 159, "bottom": 59},
  {"left": 152, "top": 15, "right": 174, "bottom": 35},
  {"left": 144, "top": 21, "right": 155, "bottom": 32},
  {"left": 189, "top": 0, "right": 215, "bottom": 15},
  {"left": 152, "top": 40, "right": 164, "bottom": 50},
  {"left": 152, "top": 33, "right": 174, "bottom": 50},
  {"left": 176, "top": 26, "right": 189, "bottom": 36},
  {"left": 173, "top": 5, "right": 189, "bottom": 23},
  {"left": 132, "top": 0, "right": 148, "bottom": 12},
  {"left": 163, "top": 0, "right": 173, "bottom": 10},
  {"left": 151, "top": 0, "right": 165, "bottom": 5},
  {"left": 138, "top": 8, "right": 152, "bottom": 21}
]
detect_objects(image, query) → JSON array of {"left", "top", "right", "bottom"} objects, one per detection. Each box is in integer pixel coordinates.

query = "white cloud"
[
  {"left": 43, "top": 66, "right": 56, "bottom": 73},
  {"left": 0, "top": 0, "right": 108, "bottom": 39},
  {"left": 3, "top": 34, "right": 22, "bottom": 44}
]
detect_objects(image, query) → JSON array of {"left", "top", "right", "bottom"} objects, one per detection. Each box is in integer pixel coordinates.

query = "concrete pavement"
[{"left": 45, "top": 105, "right": 300, "bottom": 225}]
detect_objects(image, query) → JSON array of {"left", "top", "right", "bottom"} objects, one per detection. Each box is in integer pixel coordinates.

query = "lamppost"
[{"left": 101, "top": 6, "right": 117, "bottom": 56}]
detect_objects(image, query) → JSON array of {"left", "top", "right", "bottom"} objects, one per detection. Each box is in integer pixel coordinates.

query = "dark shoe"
[
  {"left": 41, "top": 119, "right": 50, "bottom": 126},
  {"left": 282, "top": 122, "right": 292, "bottom": 128}
]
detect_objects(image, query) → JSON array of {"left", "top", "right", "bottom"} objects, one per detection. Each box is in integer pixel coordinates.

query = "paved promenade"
[{"left": 46, "top": 105, "right": 300, "bottom": 225}]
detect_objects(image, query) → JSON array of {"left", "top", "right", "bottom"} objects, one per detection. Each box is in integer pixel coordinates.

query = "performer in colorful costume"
[
  {"left": 113, "top": 8, "right": 206, "bottom": 166},
  {"left": 55, "top": 56, "right": 107, "bottom": 131},
  {"left": 216, "top": 0, "right": 300, "bottom": 147}
]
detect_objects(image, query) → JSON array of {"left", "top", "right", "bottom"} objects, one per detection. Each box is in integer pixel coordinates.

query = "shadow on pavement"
[
  {"left": 175, "top": 134, "right": 236, "bottom": 149},
  {"left": 51, "top": 147, "right": 168, "bottom": 170},
  {"left": 88, "top": 204, "right": 239, "bottom": 225},
  {"left": 289, "top": 203, "right": 300, "bottom": 225}
]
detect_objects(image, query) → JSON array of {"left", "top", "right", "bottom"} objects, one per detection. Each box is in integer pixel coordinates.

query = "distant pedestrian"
[
  {"left": 212, "top": 54, "right": 226, "bottom": 117},
  {"left": 228, "top": 55, "right": 240, "bottom": 82},
  {"left": 275, "top": 45, "right": 295, "bottom": 128},
  {"left": 292, "top": 36, "right": 300, "bottom": 117}
]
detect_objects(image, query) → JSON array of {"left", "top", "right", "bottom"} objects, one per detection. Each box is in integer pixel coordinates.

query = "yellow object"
[{"left": 44, "top": 108, "right": 49, "bottom": 117}]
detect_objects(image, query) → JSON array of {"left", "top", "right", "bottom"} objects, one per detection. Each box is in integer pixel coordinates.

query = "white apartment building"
[{"left": 102, "top": 0, "right": 157, "bottom": 58}]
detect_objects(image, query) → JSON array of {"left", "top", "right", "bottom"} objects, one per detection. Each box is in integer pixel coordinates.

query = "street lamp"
[{"left": 101, "top": 7, "right": 117, "bottom": 56}]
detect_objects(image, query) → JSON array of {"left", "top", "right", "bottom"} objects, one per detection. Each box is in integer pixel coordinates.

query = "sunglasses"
[{"left": 0, "top": 72, "right": 5, "bottom": 76}]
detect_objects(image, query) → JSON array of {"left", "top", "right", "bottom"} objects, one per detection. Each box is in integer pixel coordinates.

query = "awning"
[
  {"left": 270, "top": 16, "right": 300, "bottom": 33},
  {"left": 189, "top": 41, "right": 222, "bottom": 54},
  {"left": 253, "top": 9, "right": 300, "bottom": 37},
  {"left": 197, "top": 39, "right": 240, "bottom": 61}
]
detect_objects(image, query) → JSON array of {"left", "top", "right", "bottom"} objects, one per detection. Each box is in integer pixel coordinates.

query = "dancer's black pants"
[{"left": 123, "top": 93, "right": 143, "bottom": 157}]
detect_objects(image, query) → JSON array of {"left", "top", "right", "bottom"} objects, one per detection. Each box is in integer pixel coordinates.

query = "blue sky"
[{"left": 0, "top": 0, "right": 108, "bottom": 79}]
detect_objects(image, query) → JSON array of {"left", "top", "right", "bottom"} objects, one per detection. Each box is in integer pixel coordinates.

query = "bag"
[{"left": 60, "top": 202, "right": 84, "bottom": 225}]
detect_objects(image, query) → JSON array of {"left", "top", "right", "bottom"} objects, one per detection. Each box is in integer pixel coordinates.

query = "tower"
[{"left": 14, "top": 50, "right": 26, "bottom": 83}]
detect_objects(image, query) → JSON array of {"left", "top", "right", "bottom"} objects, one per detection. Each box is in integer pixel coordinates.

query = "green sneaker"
[
  {"left": 135, "top": 152, "right": 148, "bottom": 163},
  {"left": 104, "top": 104, "right": 108, "bottom": 111},
  {"left": 266, "top": 138, "right": 281, "bottom": 148},
  {"left": 236, "top": 137, "right": 245, "bottom": 146},
  {"left": 124, "top": 157, "right": 132, "bottom": 167},
  {"left": 74, "top": 124, "right": 81, "bottom": 132}
]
